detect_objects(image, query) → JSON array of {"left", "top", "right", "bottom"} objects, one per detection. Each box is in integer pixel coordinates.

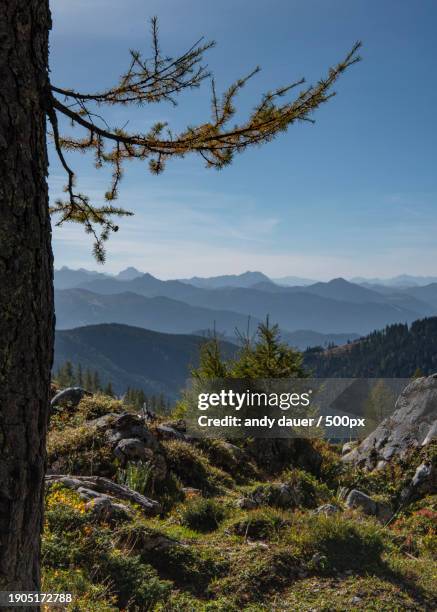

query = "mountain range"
[
  {"left": 179, "top": 270, "right": 271, "bottom": 289},
  {"left": 56, "top": 288, "right": 361, "bottom": 349},
  {"left": 54, "top": 268, "right": 437, "bottom": 338},
  {"left": 56, "top": 283, "right": 420, "bottom": 336},
  {"left": 54, "top": 315, "right": 437, "bottom": 396},
  {"left": 54, "top": 266, "right": 144, "bottom": 290},
  {"left": 350, "top": 274, "right": 437, "bottom": 288},
  {"left": 55, "top": 289, "right": 261, "bottom": 337},
  {"left": 52, "top": 267, "right": 437, "bottom": 397}
]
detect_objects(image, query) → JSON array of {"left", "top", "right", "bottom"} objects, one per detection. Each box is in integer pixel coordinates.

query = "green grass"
[
  {"left": 41, "top": 392, "right": 437, "bottom": 611},
  {"left": 116, "top": 460, "right": 154, "bottom": 495},
  {"left": 180, "top": 497, "right": 227, "bottom": 533},
  {"left": 229, "top": 507, "right": 290, "bottom": 540}
]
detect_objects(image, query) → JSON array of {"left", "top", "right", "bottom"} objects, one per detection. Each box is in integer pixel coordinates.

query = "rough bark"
[{"left": 0, "top": 0, "right": 53, "bottom": 596}]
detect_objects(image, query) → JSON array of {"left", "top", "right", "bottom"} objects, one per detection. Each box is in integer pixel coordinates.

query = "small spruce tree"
[
  {"left": 84, "top": 368, "right": 94, "bottom": 392},
  {"left": 193, "top": 335, "right": 229, "bottom": 381},
  {"left": 76, "top": 363, "right": 83, "bottom": 387},
  {"left": 93, "top": 371, "right": 101, "bottom": 393},
  {"left": 104, "top": 381, "right": 114, "bottom": 397},
  {"left": 231, "top": 318, "right": 306, "bottom": 379}
]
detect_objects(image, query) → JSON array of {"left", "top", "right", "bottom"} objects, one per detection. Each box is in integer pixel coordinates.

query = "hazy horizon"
[{"left": 55, "top": 265, "right": 437, "bottom": 285}]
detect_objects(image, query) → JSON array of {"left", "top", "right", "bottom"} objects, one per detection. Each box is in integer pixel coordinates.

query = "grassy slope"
[{"left": 43, "top": 393, "right": 437, "bottom": 611}]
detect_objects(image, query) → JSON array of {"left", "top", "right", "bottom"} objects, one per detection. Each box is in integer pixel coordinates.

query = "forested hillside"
[
  {"left": 305, "top": 317, "right": 437, "bottom": 377},
  {"left": 54, "top": 324, "right": 236, "bottom": 398}
]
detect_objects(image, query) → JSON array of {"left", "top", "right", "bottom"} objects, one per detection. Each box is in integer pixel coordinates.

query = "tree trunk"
[{"left": 0, "top": 0, "right": 53, "bottom": 596}]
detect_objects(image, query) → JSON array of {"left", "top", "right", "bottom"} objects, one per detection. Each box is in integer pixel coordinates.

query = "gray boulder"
[
  {"left": 312, "top": 504, "right": 340, "bottom": 516},
  {"left": 85, "top": 496, "right": 133, "bottom": 522},
  {"left": 342, "top": 441, "right": 358, "bottom": 456},
  {"left": 345, "top": 489, "right": 377, "bottom": 515},
  {"left": 105, "top": 412, "right": 159, "bottom": 451},
  {"left": 345, "top": 489, "right": 392, "bottom": 522},
  {"left": 343, "top": 374, "right": 437, "bottom": 470},
  {"left": 222, "top": 441, "right": 245, "bottom": 460},
  {"left": 156, "top": 424, "right": 188, "bottom": 441},
  {"left": 51, "top": 386, "right": 90, "bottom": 408},
  {"left": 114, "top": 438, "right": 154, "bottom": 465},
  {"left": 89, "top": 412, "right": 167, "bottom": 479},
  {"left": 236, "top": 497, "right": 258, "bottom": 510},
  {"left": 412, "top": 461, "right": 433, "bottom": 487},
  {"left": 401, "top": 461, "right": 436, "bottom": 503},
  {"left": 161, "top": 419, "right": 186, "bottom": 433}
]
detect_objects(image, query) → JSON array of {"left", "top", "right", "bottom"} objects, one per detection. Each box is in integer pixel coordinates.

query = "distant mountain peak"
[
  {"left": 180, "top": 270, "right": 272, "bottom": 289},
  {"left": 116, "top": 267, "right": 143, "bottom": 281},
  {"left": 240, "top": 270, "right": 269, "bottom": 279},
  {"left": 141, "top": 272, "right": 158, "bottom": 279},
  {"left": 351, "top": 274, "right": 437, "bottom": 288},
  {"left": 328, "top": 277, "right": 350, "bottom": 285}
]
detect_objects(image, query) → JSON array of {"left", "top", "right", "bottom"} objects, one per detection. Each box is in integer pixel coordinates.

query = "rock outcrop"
[
  {"left": 93, "top": 412, "right": 168, "bottom": 479},
  {"left": 51, "top": 386, "right": 91, "bottom": 408},
  {"left": 342, "top": 374, "right": 437, "bottom": 470},
  {"left": 114, "top": 438, "right": 155, "bottom": 464},
  {"left": 45, "top": 474, "right": 161, "bottom": 515},
  {"left": 345, "top": 489, "right": 392, "bottom": 522},
  {"left": 312, "top": 504, "right": 340, "bottom": 516},
  {"left": 400, "top": 460, "right": 437, "bottom": 504},
  {"left": 103, "top": 412, "right": 160, "bottom": 450}
]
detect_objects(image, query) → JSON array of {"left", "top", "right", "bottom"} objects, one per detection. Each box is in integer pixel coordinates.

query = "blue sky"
[{"left": 49, "top": 0, "right": 437, "bottom": 279}]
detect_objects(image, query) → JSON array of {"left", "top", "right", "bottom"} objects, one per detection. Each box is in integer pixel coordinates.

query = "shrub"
[
  {"left": 49, "top": 394, "right": 126, "bottom": 432},
  {"left": 213, "top": 547, "right": 298, "bottom": 604},
  {"left": 181, "top": 498, "right": 227, "bottom": 532},
  {"left": 163, "top": 439, "right": 233, "bottom": 492},
  {"left": 200, "top": 439, "right": 239, "bottom": 472},
  {"left": 153, "top": 471, "right": 186, "bottom": 513},
  {"left": 148, "top": 544, "right": 228, "bottom": 595},
  {"left": 42, "top": 568, "right": 117, "bottom": 611},
  {"left": 243, "top": 469, "right": 332, "bottom": 510},
  {"left": 230, "top": 507, "right": 290, "bottom": 540},
  {"left": 312, "top": 439, "right": 344, "bottom": 489},
  {"left": 97, "top": 550, "right": 171, "bottom": 609},
  {"left": 43, "top": 489, "right": 93, "bottom": 570},
  {"left": 116, "top": 518, "right": 227, "bottom": 595},
  {"left": 76, "top": 394, "right": 125, "bottom": 422},
  {"left": 281, "top": 467, "right": 333, "bottom": 506},
  {"left": 47, "top": 424, "right": 115, "bottom": 477},
  {"left": 198, "top": 438, "right": 259, "bottom": 482},
  {"left": 286, "top": 513, "right": 385, "bottom": 572},
  {"left": 339, "top": 463, "right": 402, "bottom": 504},
  {"left": 392, "top": 506, "right": 437, "bottom": 559}
]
